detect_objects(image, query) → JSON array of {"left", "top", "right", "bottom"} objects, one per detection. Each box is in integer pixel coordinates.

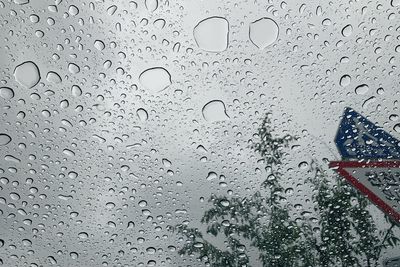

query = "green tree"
[{"left": 173, "top": 113, "right": 399, "bottom": 267}]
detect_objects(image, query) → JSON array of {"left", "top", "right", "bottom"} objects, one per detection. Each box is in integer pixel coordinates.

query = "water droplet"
[
  {"left": 107, "top": 5, "right": 117, "bottom": 15},
  {"left": 107, "top": 221, "right": 116, "bottom": 228},
  {"left": 145, "top": 0, "right": 158, "bottom": 12},
  {"left": 362, "top": 96, "right": 376, "bottom": 109},
  {"left": 249, "top": 17, "right": 279, "bottom": 49},
  {"left": 193, "top": 242, "right": 204, "bottom": 248},
  {"left": 285, "top": 188, "right": 294, "bottom": 195},
  {"left": 206, "top": 172, "right": 218, "bottom": 181},
  {"left": 138, "top": 200, "right": 147, "bottom": 207},
  {"left": 127, "top": 221, "right": 135, "bottom": 229},
  {"left": 47, "top": 256, "right": 57, "bottom": 265},
  {"left": 10, "top": 192, "right": 20, "bottom": 200},
  {"left": 14, "top": 61, "right": 41, "bottom": 89},
  {"left": 355, "top": 84, "right": 369, "bottom": 95},
  {"left": 298, "top": 161, "right": 309, "bottom": 169},
  {"left": 154, "top": 19, "right": 165, "bottom": 29},
  {"left": 5, "top": 155, "right": 20, "bottom": 163},
  {"left": 219, "top": 199, "right": 230, "bottom": 207},
  {"left": 68, "top": 171, "right": 78, "bottom": 179},
  {"left": 78, "top": 232, "right": 88, "bottom": 239},
  {"left": 162, "top": 158, "right": 171, "bottom": 168},
  {"left": 94, "top": 40, "right": 105, "bottom": 51},
  {"left": 71, "top": 85, "right": 82, "bottom": 96},
  {"left": 70, "top": 252, "right": 79, "bottom": 259},
  {"left": 46, "top": 71, "right": 62, "bottom": 84},
  {"left": 0, "top": 87, "right": 14, "bottom": 100},
  {"left": 202, "top": 100, "right": 230, "bottom": 122},
  {"left": 0, "top": 134, "right": 11, "bottom": 146},
  {"left": 68, "top": 63, "right": 80, "bottom": 74},
  {"left": 106, "top": 202, "right": 115, "bottom": 209},
  {"left": 341, "top": 24, "right": 353, "bottom": 37},
  {"left": 391, "top": 0, "right": 400, "bottom": 6},
  {"left": 139, "top": 67, "right": 171, "bottom": 93},
  {"left": 394, "top": 124, "right": 400, "bottom": 133},
  {"left": 14, "top": 0, "right": 29, "bottom": 5},
  {"left": 339, "top": 75, "right": 351, "bottom": 87},
  {"left": 136, "top": 108, "right": 149, "bottom": 121},
  {"left": 193, "top": 17, "right": 229, "bottom": 52},
  {"left": 103, "top": 60, "right": 112, "bottom": 69},
  {"left": 63, "top": 149, "right": 75, "bottom": 157},
  {"left": 68, "top": 5, "right": 79, "bottom": 16},
  {"left": 60, "top": 99, "right": 69, "bottom": 108}
]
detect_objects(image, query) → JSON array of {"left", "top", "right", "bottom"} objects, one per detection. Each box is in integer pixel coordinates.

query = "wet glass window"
[{"left": 0, "top": 0, "right": 399, "bottom": 266}]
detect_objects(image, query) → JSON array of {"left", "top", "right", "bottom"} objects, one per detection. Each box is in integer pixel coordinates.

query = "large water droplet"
[
  {"left": 68, "top": 63, "right": 80, "bottom": 74},
  {"left": 162, "top": 158, "right": 172, "bottom": 168},
  {"left": 145, "top": 0, "right": 158, "bottom": 12},
  {"left": 78, "top": 232, "right": 88, "bottom": 239},
  {"left": 0, "top": 87, "right": 15, "bottom": 100},
  {"left": 249, "top": 18, "right": 279, "bottom": 49},
  {"left": 14, "top": 0, "right": 29, "bottom": 5},
  {"left": 394, "top": 123, "right": 400, "bottom": 133},
  {"left": 206, "top": 172, "right": 218, "bottom": 181},
  {"left": 202, "top": 100, "right": 230, "bottom": 122},
  {"left": 193, "top": 17, "right": 229, "bottom": 52},
  {"left": 94, "top": 40, "right": 105, "bottom": 51},
  {"left": 0, "top": 134, "right": 12, "bottom": 146},
  {"left": 339, "top": 75, "right": 351, "bottom": 87},
  {"left": 137, "top": 108, "right": 149, "bottom": 121},
  {"left": 14, "top": 61, "right": 41, "bottom": 89},
  {"left": 391, "top": 0, "right": 400, "bottom": 6},
  {"left": 341, "top": 24, "right": 353, "bottom": 37},
  {"left": 68, "top": 5, "right": 79, "bottom": 16},
  {"left": 70, "top": 252, "right": 79, "bottom": 259},
  {"left": 138, "top": 200, "right": 148, "bottom": 207},
  {"left": 71, "top": 85, "right": 82, "bottom": 96},
  {"left": 139, "top": 67, "right": 171, "bottom": 93}
]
